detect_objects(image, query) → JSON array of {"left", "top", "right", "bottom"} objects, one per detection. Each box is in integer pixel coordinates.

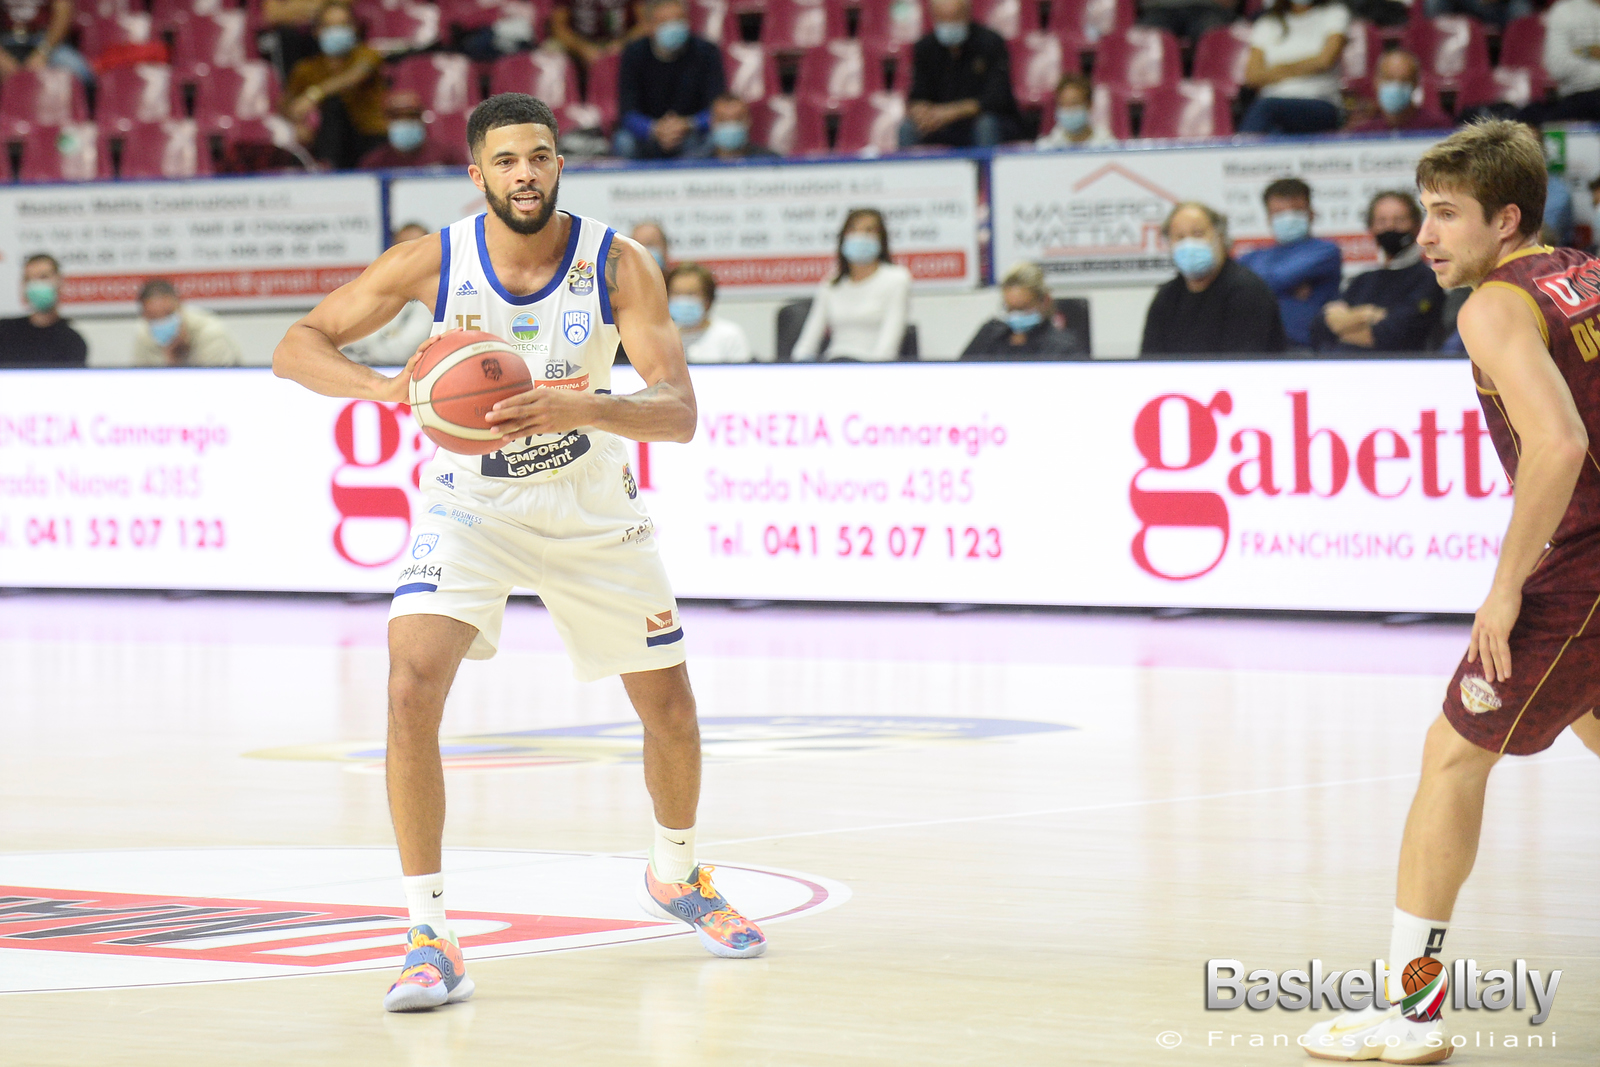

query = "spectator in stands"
[
  {"left": 1239, "top": 0, "right": 1350, "bottom": 134},
  {"left": 131, "top": 279, "right": 242, "bottom": 367},
  {"left": 1036, "top": 75, "right": 1113, "bottom": 148},
  {"left": 1239, "top": 177, "right": 1342, "bottom": 348},
  {"left": 0, "top": 254, "right": 86, "bottom": 367},
  {"left": 1311, "top": 191, "right": 1441, "bottom": 352},
  {"left": 1526, "top": 0, "right": 1600, "bottom": 123},
  {"left": 344, "top": 223, "right": 437, "bottom": 364},
  {"left": 708, "top": 95, "right": 778, "bottom": 160},
  {"left": 1141, "top": 203, "right": 1286, "bottom": 356},
  {"left": 0, "top": 0, "right": 92, "bottom": 84},
  {"left": 614, "top": 0, "right": 724, "bottom": 159},
  {"left": 1139, "top": 0, "right": 1237, "bottom": 48},
  {"left": 259, "top": 0, "right": 325, "bottom": 85},
  {"left": 793, "top": 208, "right": 913, "bottom": 361},
  {"left": 960, "top": 262, "right": 1088, "bottom": 359},
  {"left": 284, "top": 2, "right": 388, "bottom": 170},
  {"left": 900, "top": 0, "right": 1022, "bottom": 148},
  {"left": 1344, "top": 50, "right": 1452, "bottom": 132},
  {"left": 631, "top": 220, "right": 669, "bottom": 271},
  {"left": 552, "top": 0, "right": 646, "bottom": 67},
  {"left": 667, "top": 263, "right": 756, "bottom": 362},
  {"left": 1424, "top": 0, "right": 1529, "bottom": 31},
  {"left": 360, "top": 91, "right": 461, "bottom": 169}
]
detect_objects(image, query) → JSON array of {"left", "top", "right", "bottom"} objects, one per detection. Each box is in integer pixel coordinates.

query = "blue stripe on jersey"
[
  {"left": 597, "top": 227, "right": 616, "bottom": 325},
  {"left": 646, "top": 628, "right": 684, "bottom": 647},
  {"left": 433, "top": 229, "right": 451, "bottom": 323},
  {"left": 395, "top": 582, "right": 438, "bottom": 596},
  {"left": 475, "top": 211, "right": 580, "bottom": 306}
]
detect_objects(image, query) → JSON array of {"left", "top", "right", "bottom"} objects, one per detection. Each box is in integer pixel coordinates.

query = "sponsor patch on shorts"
[
  {"left": 645, "top": 608, "right": 682, "bottom": 647},
  {"left": 428, "top": 503, "right": 483, "bottom": 528},
  {"left": 1460, "top": 675, "right": 1503, "bottom": 715},
  {"left": 622, "top": 463, "right": 638, "bottom": 499}
]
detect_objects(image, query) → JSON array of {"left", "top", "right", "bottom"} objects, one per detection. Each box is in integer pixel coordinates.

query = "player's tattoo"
[{"left": 605, "top": 241, "right": 624, "bottom": 309}]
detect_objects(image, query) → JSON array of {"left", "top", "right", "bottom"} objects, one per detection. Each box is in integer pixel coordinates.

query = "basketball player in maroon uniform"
[{"left": 1304, "top": 121, "right": 1600, "bottom": 1061}]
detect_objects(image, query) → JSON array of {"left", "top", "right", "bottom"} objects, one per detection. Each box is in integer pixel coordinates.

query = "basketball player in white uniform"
[{"left": 272, "top": 94, "right": 766, "bottom": 1013}]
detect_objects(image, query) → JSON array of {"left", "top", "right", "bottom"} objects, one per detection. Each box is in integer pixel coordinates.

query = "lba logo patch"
[
  {"left": 563, "top": 310, "right": 591, "bottom": 346},
  {"left": 0, "top": 848, "right": 848, "bottom": 992}
]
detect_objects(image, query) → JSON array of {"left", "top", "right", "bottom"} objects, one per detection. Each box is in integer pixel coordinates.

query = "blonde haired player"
[
  {"left": 1303, "top": 120, "right": 1600, "bottom": 1061},
  {"left": 273, "top": 93, "right": 765, "bottom": 1013}
]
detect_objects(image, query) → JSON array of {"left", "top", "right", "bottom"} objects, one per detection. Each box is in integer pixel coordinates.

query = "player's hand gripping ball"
[{"left": 408, "top": 330, "right": 533, "bottom": 454}]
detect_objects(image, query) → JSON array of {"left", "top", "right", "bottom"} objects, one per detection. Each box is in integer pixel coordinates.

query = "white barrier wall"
[{"left": 0, "top": 361, "right": 1509, "bottom": 612}]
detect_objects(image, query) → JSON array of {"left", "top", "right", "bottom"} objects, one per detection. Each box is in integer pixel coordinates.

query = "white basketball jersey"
[{"left": 430, "top": 211, "right": 621, "bottom": 485}]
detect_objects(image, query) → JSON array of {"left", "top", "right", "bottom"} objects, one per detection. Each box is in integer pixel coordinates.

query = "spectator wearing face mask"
[
  {"left": 1237, "top": 178, "right": 1343, "bottom": 348},
  {"left": 0, "top": 253, "right": 86, "bottom": 367},
  {"left": 359, "top": 91, "right": 461, "bottom": 169},
  {"left": 707, "top": 94, "right": 778, "bottom": 159},
  {"left": 1345, "top": 50, "right": 1451, "bottom": 132},
  {"left": 1141, "top": 203, "right": 1285, "bottom": 356},
  {"left": 793, "top": 208, "right": 913, "bottom": 361},
  {"left": 961, "top": 262, "right": 1088, "bottom": 359},
  {"left": 630, "top": 220, "right": 669, "bottom": 272},
  {"left": 1312, "top": 191, "right": 1441, "bottom": 353},
  {"left": 901, "top": 0, "right": 1023, "bottom": 148},
  {"left": 343, "top": 224, "right": 437, "bottom": 364},
  {"left": 666, "top": 263, "right": 756, "bottom": 362},
  {"left": 283, "top": 2, "right": 387, "bottom": 170},
  {"left": 1036, "top": 75, "right": 1114, "bottom": 148},
  {"left": 131, "top": 279, "right": 242, "bottom": 367},
  {"left": 614, "top": 0, "right": 725, "bottom": 159}
]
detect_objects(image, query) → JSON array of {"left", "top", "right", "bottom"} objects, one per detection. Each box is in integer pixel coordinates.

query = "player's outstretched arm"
[
  {"left": 487, "top": 235, "right": 697, "bottom": 444},
  {"left": 1458, "top": 285, "right": 1590, "bottom": 681},
  {"left": 272, "top": 235, "right": 443, "bottom": 402}
]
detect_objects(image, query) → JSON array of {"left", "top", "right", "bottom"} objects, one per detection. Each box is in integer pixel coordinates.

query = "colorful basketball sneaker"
[
  {"left": 1303, "top": 1003, "right": 1451, "bottom": 1063},
  {"left": 640, "top": 864, "right": 767, "bottom": 959},
  {"left": 382, "top": 924, "right": 475, "bottom": 1013}
]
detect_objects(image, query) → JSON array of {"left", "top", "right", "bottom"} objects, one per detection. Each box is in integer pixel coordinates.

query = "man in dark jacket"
[
  {"left": 1312, "top": 191, "right": 1442, "bottom": 353},
  {"left": 614, "top": 0, "right": 725, "bottom": 159},
  {"left": 899, "top": 0, "right": 1022, "bottom": 148},
  {"left": 0, "top": 253, "right": 87, "bottom": 367},
  {"left": 1141, "top": 202, "right": 1287, "bottom": 357}
]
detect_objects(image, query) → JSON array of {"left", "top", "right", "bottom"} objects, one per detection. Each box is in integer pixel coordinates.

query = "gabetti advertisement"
[
  {"left": 0, "top": 362, "right": 1510, "bottom": 612},
  {"left": 0, "top": 175, "right": 384, "bottom": 317},
  {"left": 389, "top": 158, "right": 981, "bottom": 294}
]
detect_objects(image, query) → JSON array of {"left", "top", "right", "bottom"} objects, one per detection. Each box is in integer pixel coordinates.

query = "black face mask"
[{"left": 1375, "top": 230, "right": 1415, "bottom": 258}]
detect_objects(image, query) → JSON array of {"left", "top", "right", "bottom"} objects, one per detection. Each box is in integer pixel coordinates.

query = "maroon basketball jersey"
[{"left": 1476, "top": 246, "right": 1600, "bottom": 547}]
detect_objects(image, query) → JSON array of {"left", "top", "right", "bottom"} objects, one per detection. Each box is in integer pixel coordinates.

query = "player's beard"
[{"left": 486, "top": 175, "right": 559, "bottom": 235}]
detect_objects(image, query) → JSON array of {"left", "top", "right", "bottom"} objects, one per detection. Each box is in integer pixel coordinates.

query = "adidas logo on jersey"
[
  {"left": 436, "top": 473, "right": 454, "bottom": 490},
  {"left": 455, "top": 280, "right": 478, "bottom": 296}
]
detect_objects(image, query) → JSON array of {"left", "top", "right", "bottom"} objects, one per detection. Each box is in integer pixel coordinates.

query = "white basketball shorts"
[{"left": 388, "top": 435, "right": 686, "bottom": 681}]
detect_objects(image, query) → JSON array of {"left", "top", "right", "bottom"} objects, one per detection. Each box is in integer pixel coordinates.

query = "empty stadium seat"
[
  {"left": 19, "top": 123, "right": 109, "bottom": 182},
  {"left": 760, "top": 0, "right": 847, "bottom": 50},
  {"left": 170, "top": 9, "right": 253, "bottom": 83},
  {"left": 0, "top": 68, "right": 90, "bottom": 138},
  {"left": 95, "top": 63, "right": 181, "bottom": 132},
  {"left": 117, "top": 119, "right": 212, "bottom": 178},
  {"left": 391, "top": 52, "right": 479, "bottom": 157},
  {"left": 490, "top": 49, "right": 581, "bottom": 107},
  {"left": 439, "top": 0, "right": 516, "bottom": 33},
  {"left": 1338, "top": 18, "right": 1384, "bottom": 98},
  {"left": 796, "top": 39, "right": 888, "bottom": 109},
  {"left": 77, "top": 11, "right": 155, "bottom": 59},
  {"left": 584, "top": 49, "right": 621, "bottom": 129},
  {"left": 1191, "top": 22, "right": 1252, "bottom": 99},
  {"left": 1047, "top": 0, "right": 1134, "bottom": 43},
  {"left": 1139, "top": 78, "right": 1232, "bottom": 137},
  {"left": 689, "top": 0, "right": 730, "bottom": 45},
  {"left": 1091, "top": 26, "right": 1181, "bottom": 99},
  {"left": 1404, "top": 14, "right": 1490, "bottom": 87},
  {"left": 973, "top": 0, "right": 1040, "bottom": 39},
  {"left": 855, "top": 0, "right": 927, "bottom": 50},
  {"left": 1008, "top": 30, "right": 1081, "bottom": 113},
  {"left": 366, "top": 2, "right": 442, "bottom": 53},
  {"left": 1431, "top": 66, "right": 1544, "bottom": 113},
  {"left": 833, "top": 91, "right": 905, "bottom": 154},
  {"left": 724, "top": 40, "right": 782, "bottom": 102},
  {"left": 748, "top": 94, "right": 822, "bottom": 154},
  {"left": 192, "top": 61, "right": 280, "bottom": 134},
  {"left": 148, "top": 0, "right": 236, "bottom": 30},
  {"left": 1499, "top": 14, "right": 1545, "bottom": 70}
]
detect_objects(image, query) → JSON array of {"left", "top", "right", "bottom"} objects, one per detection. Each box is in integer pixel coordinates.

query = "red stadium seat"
[
  {"left": 760, "top": 0, "right": 847, "bottom": 50},
  {"left": 117, "top": 119, "right": 212, "bottom": 178},
  {"left": 689, "top": 0, "right": 731, "bottom": 45},
  {"left": 1047, "top": 0, "right": 1134, "bottom": 43},
  {"left": 1092, "top": 26, "right": 1181, "bottom": 99},
  {"left": 748, "top": 93, "right": 825, "bottom": 154},
  {"left": 584, "top": 49, "right": 621, "bottom": 129},
  {"left": 439, "top": 0, "right": 533, "bottom": 33},
  {"left": 795, "top": 39, "right": 889, "bottom": 108},
  {"left": 1404, "top": 14, "right": 1490, "bottom": 86},
  {"left": 0, "top": 68, "right": 90, "bottom": 137},
  {"left": 1431, "top": 66, "right": 1545, "bottom": 112},
  {"left": 833, "top": 90, "right": 905, "bottom": 154},
  {"left": 170, "top": 9, "right": 253, "bottom": 83},
  {"left": 1191, "top": 22, "right": 1253, "bottom": 99},
  {"left": 392, "top": 53, "right": 479, "bottom": 157},
  {"left": 95, "top": 63, "right": 181, "bottom": 132},
  {"left": 974, "top": 0, "right": 1041, "bottom": 40},
  {"left": 1139, "top": 78, "right": 1231, "bottom": 137},
  {"left": 77, "top": 11, "right": 155, "bottom": 59},
  {"left": 724, "top": 40, "right": 782, "bottom": 102},
  {"left": 551, "top": 101, "right": 605, "bottom": 134},
  {"left": 489, "top": 49, "right": 580, "bottom": 107},
  {"left": 75, "top": 0, "right": 133, "bottom": 26},
  {"left": 366, "top": 2, "right": 442, "bottom": 53},
  {"left": 1008, "top": 30, "right": 1083, "bottom": 113},
  {"left": 1500, "top": 14, "right": 1545, "bottom": 70},
  {"left": 148, "top": 0, "right": 238, "bottom": 31},
  {"left": 192, "top": 60, "right": 281, "bottom": 134},
  {"left": 856, "top": 0, "right": 927, "bottom": 50},
  {"left": 19, "top": 123, "right": 110, "bottom": 182},
  {"left": 1339, "top": 18, "right": 1384, "bottom": 97}
]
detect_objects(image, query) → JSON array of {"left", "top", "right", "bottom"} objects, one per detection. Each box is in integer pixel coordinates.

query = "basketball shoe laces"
[{"left": 690, "top": 865, "right": 742, "bottom": 928}]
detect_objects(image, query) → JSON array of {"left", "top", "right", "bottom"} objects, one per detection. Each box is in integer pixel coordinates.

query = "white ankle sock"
[
  {"left": 1386, "top": 906, "right": 1448, "bottom": 1001},
  {"left": 402, "top": 872, "right": 449, "bottom": 939},
  {"left": 650, "top": 820, "right": 696, "bottom": 883}
]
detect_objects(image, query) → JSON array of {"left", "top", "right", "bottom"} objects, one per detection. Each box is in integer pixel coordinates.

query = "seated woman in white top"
[
  {"left": 792, "top": 208, "right": 914, "bottom": 362},
  {"left": 1239, "top": 0, "right": 1349, "bottom": 134},
  {"left": 667, "top": 262, "right": 758, "bottom": 363}
]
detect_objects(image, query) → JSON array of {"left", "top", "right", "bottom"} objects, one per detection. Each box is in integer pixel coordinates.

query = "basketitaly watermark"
[{"left": 1205, "top": 959, "right": 1561, "bottom": 1025}]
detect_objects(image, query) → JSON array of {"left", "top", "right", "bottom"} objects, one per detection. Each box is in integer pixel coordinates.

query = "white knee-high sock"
[
  {"left": 650, "top": 820, "right": 696, "bottom": 883},
  {"left": 402, "top": 872, "right": 449, "bottom": 939},
  {"left": 1387, "top": 907, "right": 1448, "bottom": 1001}
]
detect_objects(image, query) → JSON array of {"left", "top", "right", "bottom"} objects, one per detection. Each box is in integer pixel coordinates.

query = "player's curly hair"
[
  {"left": 467, "top": 94, "right": 559, "bottom": 161},
  {"left": 1416, "top": 119, "right": 1546, "bottom": 237}
]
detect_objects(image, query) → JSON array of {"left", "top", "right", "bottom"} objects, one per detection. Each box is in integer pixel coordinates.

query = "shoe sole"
[
  {"left": 1305, "top": 1039, "right": 1451, "bottom": 1064},
  {"left": 383, "top": 973, "right": 475, "bottom": 1013},
  {"left": 636, "top": 879, "right": 767, "bottom": 959}
]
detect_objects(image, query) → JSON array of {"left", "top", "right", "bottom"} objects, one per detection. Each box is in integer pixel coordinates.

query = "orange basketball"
[
  {"left": 1402, "top": 956, "right": 1444, "bottom": 996},
  {"left": 408, "top": 330, "right": 533, "bottom": 455}
]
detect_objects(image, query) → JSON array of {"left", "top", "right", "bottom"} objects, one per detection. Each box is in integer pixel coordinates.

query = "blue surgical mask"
[
  {"left": 148, "top": 311, "right": 182, "bottom": 346},
  {"left": 933, "top": 20, "right": 968, "bottom": 47},
  {"left": 1004, "top": 310, "right": 1043, "bottom": 334},
  {"left": 388, "top": 119, "right": 426, "bottom": 153},
  {"left": 647, "top": 246, "right": 667, "bottom": 270},
  {"left": 710, "top": 121, "right": 748, "bottom": 151},
  {"left": 319, "top": 25, "right": 357, "bottom": 56},
  {"left": 668, "top": 296, "right": 706, "bottom": 328},
  {"left": 1271, "top": 210, "right": 1311, "bottom": 244},
  {"left": 1172, "top": 237, "right": 1216, "bottom": 278},
  {"left": 1055, "top": 106, "right": 1088, "bottom": 134},
  {"left": 1377, "top": 80, "right": 1415, "bottom": 116},
  {"left": 841, "top": 234, "right": 881, "bottom": 265},
  {"left": 653, "top": 19, "right": 689, "bottom": 52},
  {"left": 24, "top": 279, "right": 57, "bottom": 312}
]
